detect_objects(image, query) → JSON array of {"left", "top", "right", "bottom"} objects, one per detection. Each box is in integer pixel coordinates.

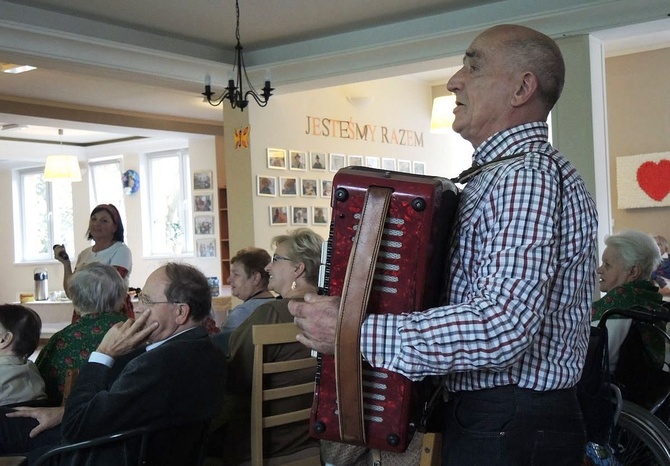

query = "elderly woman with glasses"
[
  {"left": 214, "top": 228, "right": 322, "bottom": 464},
  {"left": 35, "top": 263, "right": 128, "bottom": 405}
]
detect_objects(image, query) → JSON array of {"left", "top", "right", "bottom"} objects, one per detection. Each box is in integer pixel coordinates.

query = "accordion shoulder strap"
[{"left": 335, "top": 185, "right": 393, "bottom": 444}]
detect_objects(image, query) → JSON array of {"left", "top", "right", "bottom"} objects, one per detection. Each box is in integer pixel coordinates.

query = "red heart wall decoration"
[{"left": 636, "top": 160, "right": 670, "bottom": 202}]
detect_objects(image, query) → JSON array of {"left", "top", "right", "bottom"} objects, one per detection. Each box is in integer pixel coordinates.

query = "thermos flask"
[{"left": 34, "top": 268, "right": 49, "bottom": 301}]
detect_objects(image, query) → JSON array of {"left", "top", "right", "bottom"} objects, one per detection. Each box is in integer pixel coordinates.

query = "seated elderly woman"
[
  {"left": 0, "top": 304, "right": 46, "bottom": 407},
  {"left": 212, "top": 247, "right": 274, "bottom": 353},
  {"left": 215, "top": 228, "right": 322, "bottom": 464},
  {"left": 35, "top": 263, "right": 128, "bottom": 405},
  {"left": 592, "top": 230, "right": 663, "bottom": 372}
]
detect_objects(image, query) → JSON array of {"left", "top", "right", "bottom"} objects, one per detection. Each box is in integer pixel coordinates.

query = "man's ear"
[
  {"left": 511, "top": 71, "right": 538, "bottom": 107},
  {"left": 0, "top": 331, "right": 14, "bottom": 350},
  {"left": 175, "top": 304, "right": 191, "bottom": 325}
]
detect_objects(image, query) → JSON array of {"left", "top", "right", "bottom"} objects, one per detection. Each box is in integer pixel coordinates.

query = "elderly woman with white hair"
[
  {"left": 34, "top": 263, "right": 128, "bottom": 405},
  {"left": 592, "top": 229, "right": 663, "bottom": 371}
]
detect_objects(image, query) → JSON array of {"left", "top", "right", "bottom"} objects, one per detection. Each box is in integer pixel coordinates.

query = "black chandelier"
[{"left": 202, "top": 0, "right": 273, "bottom": 111}]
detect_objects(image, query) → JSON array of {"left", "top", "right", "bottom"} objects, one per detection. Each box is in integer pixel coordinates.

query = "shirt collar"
[
  {"left": 145, "top": 326, "right": 198, "bottom": 352},
  {"left": 472, "top": 122, "right": 549, "bottom": 166}
]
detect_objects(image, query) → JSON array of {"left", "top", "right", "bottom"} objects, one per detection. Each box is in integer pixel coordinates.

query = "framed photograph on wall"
[
  {"left": 267, "top": 148, "right": 287, "bottom": 169},
  {"left": 194, "top": 215, "right": 214, "bottom": 235},
  {"left": 196, "top": 238, "right": 216, "bottom": 258},
  {"left": 310, "top": 152, "right": 327, "bottom": 170},
  {"left": 348, "top": 155, "right": 363, "bottom": 167},
  {"left": 291, "top": 206, "right": 309, "bottom": 225},
  {"left": 320, "top": 180, "right": 332, "bottom": 198},
  {"left": 365, "top": 156, "right": 380, "bottom": 169},
  {"left": 194, "top": 194, "right": 213, "bottom": 212},
  {"left": 257, "top": 175, "right": 277, "bottom": 197},
  {"left": 279, "top": 177, "right": 297, "bottom": 196},
  {"left": 413, "top": 161, "right": 426, "bottom": 175},
  {"left": 312, "top": 206, "right": 329, "bottom": 225},
  {"left": 301, "top": 178, "right": 317, "bottom": 197},
  {"left": 382, "top": 158, "right": 396, "bottom": 171},
  {"left": 269, "top": 206, "right": 288, "bottom": 226},
  {"left": 193, "top": 171, "right": 212, "bottom": 190},
  {"left": 398, "top": 159, "right": 411, "bottom": 173},
  {"left": 289, "top": 150, "right": 307, "bottom": 170},
  {"left": 330, "top": 153, "right": 346, "bottom": 172}
]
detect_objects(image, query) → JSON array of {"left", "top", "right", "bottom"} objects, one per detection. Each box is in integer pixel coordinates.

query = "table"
[{"left": 16, "top": 300, "right": 74, "bottom": 343}]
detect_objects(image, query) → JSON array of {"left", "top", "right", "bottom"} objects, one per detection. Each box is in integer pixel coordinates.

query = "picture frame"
[
  {"left": 320, "top": 179, "right": 333, "bottom": 199},
  {"left": 289, "top": 150, "right": 307, "bottom": 171},
  {"left": 312, "top": 206, "right": 329, "bottom": 225},
  {"left": 382, "top": 158, "right": 396, "bottom": 171},
  {"left": 267, "top": 148, "right": 287, "bottom": 169},
  {"left": 279, "top": 176, "right": 298, "bottom": 196},
  {"left": 194, "top": 215, "right": 214, "bottom": 235},
  {"left": 348, "top": 155, "right": 363, "bottom": 167},
  {"left": 365, "top": 156, "right": 380, "bottom": 169},
  {"left": 413, "top": 161, "right": 426, "bottom": 175},
  {"left": 398, "top": 159, "right": 411, "bottom": 173},
  {"left": 196, "top": 238, "right": 216, "bottom": 258},
  {"left": 193, "top": 170, "right": 212, "bottom": 190},
  {"left": 257, "top": 175, "right": 277, "bottom": 197},
  {"left": 330, "top": 153, "right": 346, "bottom": 173},
  {"left": 301, "top": 178, "right": 318, "bottom": 197},
  {"left": 310, "top": 152, "right": 327, "bottom": 171},
  {"left": 291, "top": 206, "right": 309, "bottom": 225},
  {"left": 194, "top": 194, "right": 213, "bottom": 212},
  {"left": 269, "top": 206, "right": 288, "bottom": 226}
]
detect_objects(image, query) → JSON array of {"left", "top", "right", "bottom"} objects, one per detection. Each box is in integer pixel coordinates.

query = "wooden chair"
[
  {"left": 251, "top": 323, "right": 320, "bottom": 466},
  {"left": 61, "top": 368, "right": 80, "bottom": 406},
  {"left": 419, "top": 432, "right": 441, "bottom": 466}
]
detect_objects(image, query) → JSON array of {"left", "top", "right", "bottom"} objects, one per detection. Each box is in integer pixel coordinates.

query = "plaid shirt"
[{"left": 361, "top": 122, "right": 598, "bottom": 391}]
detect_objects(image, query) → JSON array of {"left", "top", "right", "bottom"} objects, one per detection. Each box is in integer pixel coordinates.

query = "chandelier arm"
[{"left": 201, "top": 0, "right": 272, "bottom": 110}]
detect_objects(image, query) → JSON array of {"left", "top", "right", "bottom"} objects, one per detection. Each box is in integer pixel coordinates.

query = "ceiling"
[{"left": 0, "top": 0, "right": 669, "bottom": 151}]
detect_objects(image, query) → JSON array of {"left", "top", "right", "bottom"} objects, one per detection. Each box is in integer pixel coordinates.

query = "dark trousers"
[
  {"left": 442, "top": 385, "right": 586, "bottom": 466},
  {"left": 0, "top": 408, "right": 60, "bottom": 455}
]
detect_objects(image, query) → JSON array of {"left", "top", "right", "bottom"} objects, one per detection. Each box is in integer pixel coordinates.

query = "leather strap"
[{"left": 335, "top": 185, "right": 393, "bottom": 444}]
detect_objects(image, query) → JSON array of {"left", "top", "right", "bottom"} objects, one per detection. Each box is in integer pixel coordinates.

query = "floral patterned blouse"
[
  {"left": 35, "top": 311, "right": 127, "bottom": 405},
  {"left": 592, "top": 280, "right": 662, "bottom": 322}
]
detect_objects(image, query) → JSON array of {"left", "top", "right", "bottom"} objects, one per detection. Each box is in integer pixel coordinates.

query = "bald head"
[
  {"left": 479, "top": 25, "right": 565, "bottom": 111},
  {"left": 447, "top": 24, "right": 565, "bottom": 147}
]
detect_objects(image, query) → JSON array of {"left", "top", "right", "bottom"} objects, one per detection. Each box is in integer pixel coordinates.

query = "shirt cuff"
[
  {"left": 89, "top": 351, "right": 115, "bottom": 368},
  {"left": 361, "top": 313, "right": 402, "bottom": 370}
]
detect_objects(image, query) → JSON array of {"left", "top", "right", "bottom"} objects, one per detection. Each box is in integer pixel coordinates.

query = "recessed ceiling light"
[{"left": 1, "top": 64, "right": 37, "bottom": 74}]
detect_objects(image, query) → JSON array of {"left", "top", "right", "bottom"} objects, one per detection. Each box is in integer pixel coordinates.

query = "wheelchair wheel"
[{"left": 613, "top": 400, "right": 670, "bottom": 465}]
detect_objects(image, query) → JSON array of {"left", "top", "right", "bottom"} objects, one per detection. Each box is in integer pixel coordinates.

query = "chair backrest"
[
  {"left": 251, "top": 322, "right": 319, "bottom": 466},
  {"left": 61, "top": 368, "right": 80, "bottom": 406}
]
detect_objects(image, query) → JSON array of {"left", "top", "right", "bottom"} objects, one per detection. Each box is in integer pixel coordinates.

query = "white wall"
[
  {"left": 0, "top": 135, "right": 221, "bottom": 304},
  {"left": 241, "top": 76, "right": 472, "bottom": 255}
]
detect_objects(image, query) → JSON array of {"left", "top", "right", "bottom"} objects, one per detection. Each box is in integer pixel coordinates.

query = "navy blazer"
[{"left": 56, "top": 325, "right": 226, "bottom": 465}]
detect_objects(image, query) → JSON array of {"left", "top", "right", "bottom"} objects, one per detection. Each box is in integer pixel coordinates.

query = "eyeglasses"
[
  {"left": 272, "top": 254, "right": 292, "bottom": 263},
  {"left": 136, "top": 292, "right": 179, "bottom": 307}
]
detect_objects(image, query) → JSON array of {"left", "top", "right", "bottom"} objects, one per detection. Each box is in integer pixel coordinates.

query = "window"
[
  {"left": 15, "top": 168, "right": 75, "bottom": 262},
  {"left": 89, "top": 158, "right": 127, "bottom": 228},
  {"left": 144, "top": 149, "right": 192, "bottom": 255}
]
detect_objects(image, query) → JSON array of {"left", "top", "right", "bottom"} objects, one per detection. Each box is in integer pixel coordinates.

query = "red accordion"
[{"left": 310, "top": 166, "right": 459, "bottom": 452}]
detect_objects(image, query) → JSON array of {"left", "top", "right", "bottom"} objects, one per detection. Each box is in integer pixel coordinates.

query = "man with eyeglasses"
[{"left": 1, "top": 262, "right": 226, "bottom": 465}]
